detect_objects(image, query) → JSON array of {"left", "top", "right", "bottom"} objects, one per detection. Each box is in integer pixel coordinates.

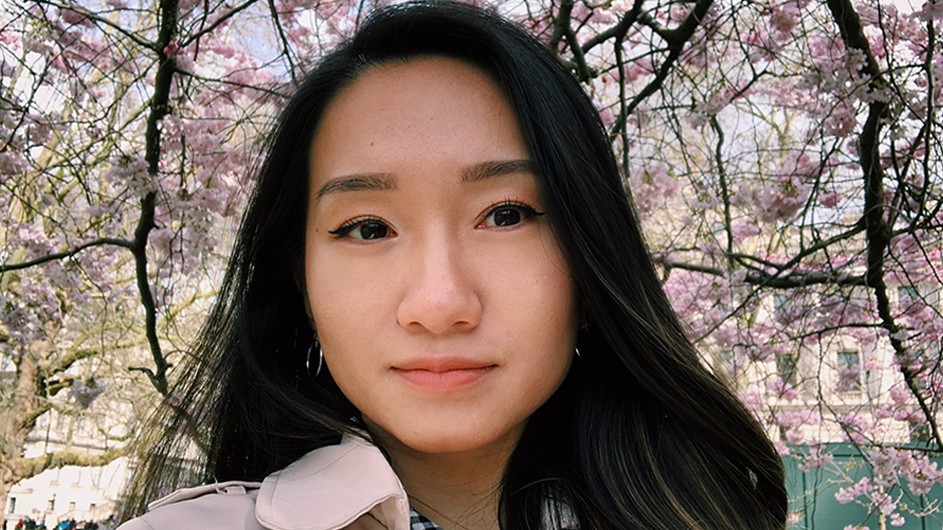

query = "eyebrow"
[
  {"left": 314, "top": 173, "right": 395, "bottom": 200},
  {"left": 313, "top": 159, "right": 534, "bottom": 201},
  {"left": 461, "top": 159, "right": 534, "bottom": 182}
]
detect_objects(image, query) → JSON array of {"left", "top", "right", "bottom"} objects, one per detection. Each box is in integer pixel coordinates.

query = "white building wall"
[{"left": 5, "top": 458, "right": 129, "bottom": 529}]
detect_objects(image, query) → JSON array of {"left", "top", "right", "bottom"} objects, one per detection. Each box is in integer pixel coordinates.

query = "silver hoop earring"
[
  {"left": 575, "top": 347, "right": 582, "bottom": 359},
  {"left": 306, "top": 340, "right": 324, "bottom": 377}
]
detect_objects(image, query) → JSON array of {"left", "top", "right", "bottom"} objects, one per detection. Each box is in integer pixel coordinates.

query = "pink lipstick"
[{"left": 392, "top": 357, "right": 495, "bottom": 392}]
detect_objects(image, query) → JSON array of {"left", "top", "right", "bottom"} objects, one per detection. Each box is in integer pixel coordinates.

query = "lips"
[{"left": 392, "top": 357, "right": 496, "bottom": 392}]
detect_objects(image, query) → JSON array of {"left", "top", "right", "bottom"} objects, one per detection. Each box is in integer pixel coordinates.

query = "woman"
[{"left": 119, "top": 2, "right": 787, "bottom": 529}]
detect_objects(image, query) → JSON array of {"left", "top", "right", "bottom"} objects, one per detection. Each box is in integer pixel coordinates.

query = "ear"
[{"left": 293, "top": 259, "right": 314, "bottom": 324}]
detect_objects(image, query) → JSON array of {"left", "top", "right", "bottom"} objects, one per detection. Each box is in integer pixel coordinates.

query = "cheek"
[
  {"left": 527, "top": 239, "right": 578, "bottom": 333},
  {"left": 305, "top": 258, "right": 385, "bottom": 345},
  {"left": 304, "top": 220, "right": 391, "bottom": 322},
  {"left": 509, "top": 253, "right": 578, "bottom": 380},
  {"left": 303, "top": 247, "right": 400, "bottom": 415}
]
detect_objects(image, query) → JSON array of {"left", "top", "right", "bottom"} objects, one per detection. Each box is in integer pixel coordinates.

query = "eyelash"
[
  {"left": 326, "top": 200, "right": 545, "bottom": 240},
  {"left": 480, "top": 200, "right": 545, "bottom": 227},
  {"left": 328, "top": 216, "right": 389, "bottom": 239}
]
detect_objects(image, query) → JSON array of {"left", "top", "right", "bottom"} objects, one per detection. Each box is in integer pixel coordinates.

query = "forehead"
[
  {"left": 328, "top": 55, "right": 511, "bottom": 122},
  {"left": 308, "top": 56, "right": 528, "bottom": 181}
]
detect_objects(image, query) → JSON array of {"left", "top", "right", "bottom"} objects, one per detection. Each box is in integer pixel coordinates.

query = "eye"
[
  {"left": 328, "top": 218, "right": 393, "bottom": 240},
  {"left": 479, "top": 201, "right": 544, "bottom": 229}
]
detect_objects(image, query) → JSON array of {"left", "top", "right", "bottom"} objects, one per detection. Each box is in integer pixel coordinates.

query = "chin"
[
  {"left": 402, "top": 434, "right": 492, "bottom": 454},
  {"left": 362, "top": 411, "right": 529, "bottom": 457},
  {"left": 388, "top": 422, "right": 526, "bottom": 457}
]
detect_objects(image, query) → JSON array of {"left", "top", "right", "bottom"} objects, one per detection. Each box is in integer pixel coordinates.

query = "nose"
[{"left": 396, "top": 236, "right": 483, "bottom": 335}]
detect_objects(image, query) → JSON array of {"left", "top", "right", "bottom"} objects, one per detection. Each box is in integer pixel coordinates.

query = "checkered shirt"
[{"left": 409, "top": 507, "right": 443, "bottom": 530}]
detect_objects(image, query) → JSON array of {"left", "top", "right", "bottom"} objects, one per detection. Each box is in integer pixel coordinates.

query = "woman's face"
[{"left": 304, "top": 57, "right": 578, "bottom": 455}]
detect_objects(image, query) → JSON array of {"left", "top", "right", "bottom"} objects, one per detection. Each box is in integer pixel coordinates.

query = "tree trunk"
[{"left": 0, "top": 345, "right": 42, "bottom": 516}]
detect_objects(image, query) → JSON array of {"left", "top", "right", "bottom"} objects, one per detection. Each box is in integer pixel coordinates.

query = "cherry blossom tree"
[
  {"left": 0, "top": 0, "right": 279, "bottom": 507},
  {"left": 603, "top": 1, "right": 943, "bottom": 525},
  {"left": 1, "top": 0, "right": 941, "bottom": 526}
]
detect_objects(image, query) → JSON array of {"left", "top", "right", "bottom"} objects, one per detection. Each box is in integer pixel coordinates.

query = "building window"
[
  {"left": 47, "top": 496, "right": 55, "bottom": 512},
  {"left": 8, "top": 497, "right": 15, "bottom": 514},
  {"left": 899, "top": 284, "right": 942, "bottom": 313},
  {"left": 776, "top": 352, "right": 799, "bottom": 386},
  {"left": 836, "top": 350, "right": 861, "bottom": 393},
  {"left": 773, "top": 294, "right": 788, "bottom": 313}
]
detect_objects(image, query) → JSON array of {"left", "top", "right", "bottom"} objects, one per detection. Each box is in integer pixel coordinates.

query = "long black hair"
[{"left": 124, "top": 3, "right": 787, "bottom": 528}]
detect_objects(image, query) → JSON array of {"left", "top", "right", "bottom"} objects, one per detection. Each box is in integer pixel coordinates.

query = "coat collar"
[{"left": 255, "top": 435, "right": 411, "bottom": 530}]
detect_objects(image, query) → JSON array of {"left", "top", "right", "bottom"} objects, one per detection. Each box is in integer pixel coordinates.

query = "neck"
[{"left": 372, "top": 430, "right": 521, "bottom": 530}]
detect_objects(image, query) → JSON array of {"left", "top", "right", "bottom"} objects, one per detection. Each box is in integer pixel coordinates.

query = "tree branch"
[
  {"left": 0, "top": 238, "right": 134, "bottom": 273},
  {"left": 12, "top": 447, "right": 127, "bottom": 480},
  {"left": 709, "top": 116, "right": 734, "bottom": 262},
  {"left": 825, "top": 0, "right": 943, "bottom": 450},
  {"left": 175, "top": 69, "right": 291, "bottom": 99},
  {"left": 181, "top": 0, "right": 259, "bottom": 48},
  {"left": 45, "top": 344, "right": 134, "bottom": 381},
  {"left": 611, "top": 0, "right": 715, "bottom": 135},
  {"left": 656, "top": 256, "right": 867, "bottom": 288},
  {"left": 132, "top": 0, "right": 180, "bottom": 397},
  {"left": 266, "top": 0, "right": 298, "bottom": 85},
  {"left": 655, "top": 221, "right": 867, "bottom": 287},
  {"left": 547, "top": 0, "right": 575, "bottom": 51},
  {"left": 580, "top": 0, "right": 645, "bottom": 53},
  {"left": 35, "top": 1, "right": 157, "bottom": 51}
]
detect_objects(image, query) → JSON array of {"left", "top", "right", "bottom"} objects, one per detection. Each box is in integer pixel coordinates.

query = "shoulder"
[
  {"left": 117, "top": 436, "right": 410, "bottom": 530},
  {"left": 116, "top": 481, "right": 263, "bottom": 530}
]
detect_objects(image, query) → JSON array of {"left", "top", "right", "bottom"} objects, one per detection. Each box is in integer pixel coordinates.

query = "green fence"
[{"left": 786, "top": 445, "right": 943, "bottom": 529}]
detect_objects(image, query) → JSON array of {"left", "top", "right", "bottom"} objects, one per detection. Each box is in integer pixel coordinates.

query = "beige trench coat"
[{"left": 117, "top": 436, "right": 410, "bottom": 530}]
